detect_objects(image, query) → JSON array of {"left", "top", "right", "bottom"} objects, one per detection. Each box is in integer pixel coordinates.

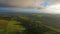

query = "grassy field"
[{"left": 0, "top": 14, "right": 60, "bottom": 34}]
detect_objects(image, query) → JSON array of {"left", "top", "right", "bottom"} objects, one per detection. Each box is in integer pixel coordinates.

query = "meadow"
[{"left": 0, "top": 14, "right": 60, "bottom": 34}]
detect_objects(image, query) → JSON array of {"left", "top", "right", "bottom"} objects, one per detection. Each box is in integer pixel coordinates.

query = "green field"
[{"left": 0, "top": 14, "right": 60, "bottom": 34}]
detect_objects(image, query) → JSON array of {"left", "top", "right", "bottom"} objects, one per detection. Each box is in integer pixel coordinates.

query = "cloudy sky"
[
  {"left": 0, "top": 0, "right": 59, "bottom": 8},
  {"left": 0, "top": 0, "right": 60, "bottom": 8},
  {"left": 0, "top": 0, "right": 60, "bottom": 14}
]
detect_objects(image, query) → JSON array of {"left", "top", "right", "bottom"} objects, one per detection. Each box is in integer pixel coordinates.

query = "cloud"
[
  {"left": 0, "top": 0, "right": 60, "bottom": 8},
  {"left": 0, "top": 0, "right": 44, "bottom": 8}
]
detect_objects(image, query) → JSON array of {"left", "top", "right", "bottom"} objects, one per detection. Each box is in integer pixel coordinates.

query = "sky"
[
  {"left": 0, "top": 0, "right": 60, "bottom": 14},
  {"left": 0, "top": 0, "right": 49, "bottom": 8},
  {"left": 0, "top": 0, "right": 60, "bottom": 8},
  {"left": 0, "top": 0, "right": 59, "bottom": 8}
]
